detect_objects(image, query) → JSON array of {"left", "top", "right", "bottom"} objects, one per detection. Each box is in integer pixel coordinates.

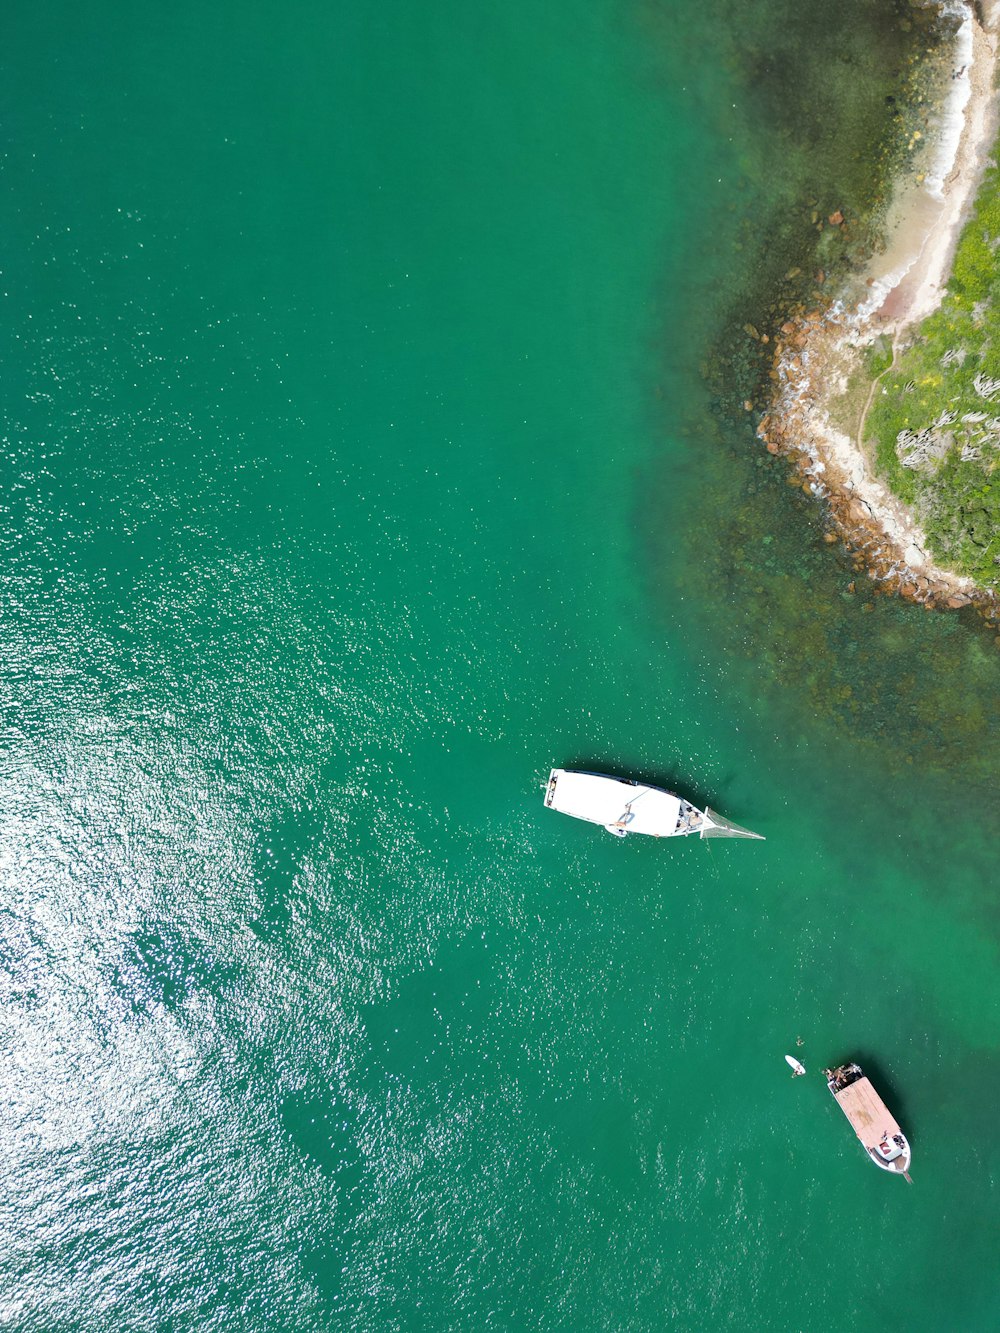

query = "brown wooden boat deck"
[{"left": 834, "top": 1076, "right": 902, "bottom": 1149}]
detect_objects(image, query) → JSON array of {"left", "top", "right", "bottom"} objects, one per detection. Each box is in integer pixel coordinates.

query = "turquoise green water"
[{"left": 1, "top": 2, "right": 997, "bottom": 1329}]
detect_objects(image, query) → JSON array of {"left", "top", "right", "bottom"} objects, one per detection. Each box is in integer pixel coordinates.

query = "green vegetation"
[
  {"left": 864, "top": 334, "right": 895, "bottom": 378},
  {"left": 866, "top": 161, "right": 1000, "bottom": 584}
]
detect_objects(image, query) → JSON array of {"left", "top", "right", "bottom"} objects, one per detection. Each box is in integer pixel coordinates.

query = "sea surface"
[{"left": 1, "top": 2, "right": 997, "bottom": 1330}]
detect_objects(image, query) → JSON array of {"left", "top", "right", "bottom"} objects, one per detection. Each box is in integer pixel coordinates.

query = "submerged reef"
[
  {"left": 755, "top": 2, "right": 1000, "bottom": 609},
  {"left": 642, "top": 1, "right": 1000, "bottom": 767}
]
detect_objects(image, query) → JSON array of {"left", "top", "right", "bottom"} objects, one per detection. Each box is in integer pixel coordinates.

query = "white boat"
[
  {"left": 542, "top": 768, "right": 764, "bottom": 840},
  {"left": 824, "top": 1061, "right": 912, "bottom": 1181},
  {"left": 785, "top": 1055, "right": 806, "bottom": 1077}
]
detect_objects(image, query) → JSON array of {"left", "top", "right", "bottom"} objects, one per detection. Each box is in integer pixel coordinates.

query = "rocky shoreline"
[{"left": 756, "top": 0, "right": 1000, "bottom": 616}]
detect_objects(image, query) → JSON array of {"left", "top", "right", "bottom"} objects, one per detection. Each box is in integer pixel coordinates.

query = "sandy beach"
[{"left": 758, "top": 0, "right": 1000, "bottom": 610}]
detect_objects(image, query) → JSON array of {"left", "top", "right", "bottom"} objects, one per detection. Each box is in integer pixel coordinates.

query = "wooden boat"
[
  {"left": 824, "top": 1062, "right": 911, "bottom": 1180},
  {"left": 543, "top": 768, "right": 763, "bottom": 840}
]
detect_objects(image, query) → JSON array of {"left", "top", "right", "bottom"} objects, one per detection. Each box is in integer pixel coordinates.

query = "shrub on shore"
[{"left": 867, "top": 162, "right": 1000, "bottom": 585}]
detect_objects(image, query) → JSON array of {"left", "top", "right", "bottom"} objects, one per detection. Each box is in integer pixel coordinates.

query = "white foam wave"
[
  {"left": 925, "top": 1, "right": 975, "bottom": 200},
  {"left": 853, "top": 265, "right": 914, "bottom": 322},
  {"left": 847, "top": 1, "right": 979, "bottom": 328}
]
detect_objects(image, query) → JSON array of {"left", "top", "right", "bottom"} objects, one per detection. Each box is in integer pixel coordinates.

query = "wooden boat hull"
[{"left": 825, "top": 1061, "right": 911, "bottom": 1178}]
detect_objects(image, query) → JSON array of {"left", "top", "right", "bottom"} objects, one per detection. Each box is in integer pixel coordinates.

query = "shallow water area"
[{"left": 0, "top": 2, "right": 997, "bottom": 1331}]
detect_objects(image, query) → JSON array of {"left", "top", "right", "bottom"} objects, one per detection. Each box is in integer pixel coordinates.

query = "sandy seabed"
[{"left": 758, "top": 0, "right": 1000, "bottom": 611}]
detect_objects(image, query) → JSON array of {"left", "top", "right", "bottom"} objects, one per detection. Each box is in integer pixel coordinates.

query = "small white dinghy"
[
  {"left": 785, "top": 1055, "right": 806, "bottom": 1077},
  {"left": 543, "top": 768, "right": 764, "bottom": 840}
]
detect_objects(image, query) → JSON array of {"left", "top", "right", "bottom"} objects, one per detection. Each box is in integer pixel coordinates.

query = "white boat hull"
[{"left": 543, "top": 769, "right": 763, "bottom": 840}]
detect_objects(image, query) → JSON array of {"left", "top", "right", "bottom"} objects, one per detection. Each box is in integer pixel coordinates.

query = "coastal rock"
[
  {"left": 756, "top": 277, "right": 994, "bottom": 613},
  {"left": 828, "top": 209, "right": 844, "bottom": 226}
]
